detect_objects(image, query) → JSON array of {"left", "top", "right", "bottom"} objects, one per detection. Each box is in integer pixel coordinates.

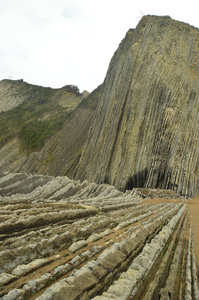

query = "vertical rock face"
[{"left": 75, "top": 15, "right": 199, "bottom": 198}]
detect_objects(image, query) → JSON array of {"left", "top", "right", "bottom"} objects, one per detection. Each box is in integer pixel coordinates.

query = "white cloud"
[{"left": 0, "top": 0, "right": 199, "bottom": 92}]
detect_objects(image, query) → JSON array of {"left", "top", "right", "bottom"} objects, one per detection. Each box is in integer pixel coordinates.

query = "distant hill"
[{"left": 0, "top": 79, "right": 101, "bottom": 176}]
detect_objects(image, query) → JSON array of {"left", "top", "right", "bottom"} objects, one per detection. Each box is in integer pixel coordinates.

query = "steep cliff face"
[{"left": 75, "top": 15, "right": 199, "bottom": 198}]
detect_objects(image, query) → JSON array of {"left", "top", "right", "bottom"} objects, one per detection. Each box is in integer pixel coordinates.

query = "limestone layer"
[{"left": 75, "top": 15, "right": 199, "bottom": 197}]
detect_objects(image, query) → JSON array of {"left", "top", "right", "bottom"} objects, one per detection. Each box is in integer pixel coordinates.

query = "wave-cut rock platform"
[{"left": 0, "top": 173, "right": 198, "bottom": 299}]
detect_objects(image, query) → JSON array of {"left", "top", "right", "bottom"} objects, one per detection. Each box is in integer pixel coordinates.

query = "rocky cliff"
[
  {"left": 75, "top": 15, "right": 199, "bottom": 198},
  {"left": 0, "top": 80, "right": 100, "bottom": 176},
  {"left": 0, "top": 16, "right": 198, "bottom": 198}
]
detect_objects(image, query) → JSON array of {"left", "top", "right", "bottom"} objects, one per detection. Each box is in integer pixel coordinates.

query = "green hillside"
[{"left": 0, "top": 81, "right": 82, "bottom": 152}]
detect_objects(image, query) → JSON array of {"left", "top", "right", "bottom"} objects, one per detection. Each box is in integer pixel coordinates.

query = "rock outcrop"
[
  {"left": 75, "top": 15, "right": 199, "bottom": 198},
  {"left": 0, "top": 79, "right": 26, "bottom": 112}
]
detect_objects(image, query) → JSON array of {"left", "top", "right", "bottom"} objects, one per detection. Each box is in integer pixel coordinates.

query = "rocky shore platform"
[{"left": 0, "top": 173, "right": 198, "bottom": 299}]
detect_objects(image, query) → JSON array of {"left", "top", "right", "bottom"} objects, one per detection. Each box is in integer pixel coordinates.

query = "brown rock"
[
  {"left": 92, "top": 265, "right": 107, "bottom": 281},
  {"left": 53, "top": 284, "right": 82, "bottom": 300},
  {"left": 73, "top": 273, "right": 98, "bottom": 292},
  {"left": 99, "top": 250, "right": 126, "bottom": 273}
]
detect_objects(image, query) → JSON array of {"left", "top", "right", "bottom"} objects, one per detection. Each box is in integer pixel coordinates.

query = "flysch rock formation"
[
  {"left": 0, "top": 14, "right": 199, "bottom": 300},
  {"left": 0, "top": 172, "right": 198, "bottom": 299},
  {"left": 75, "top": 15, "right": 199, "bottom": 198}
]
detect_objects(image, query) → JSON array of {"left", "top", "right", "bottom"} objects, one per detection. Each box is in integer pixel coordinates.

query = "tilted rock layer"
[{"left": 75, "top": 15, "right": 199, "bottom": 198}]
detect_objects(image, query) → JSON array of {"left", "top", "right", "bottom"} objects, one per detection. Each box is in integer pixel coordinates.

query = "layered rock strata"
[
  {"left": 1, "top": 172, "right": 197, "bottom": 299},
  {"left": 75, "top": 15, "right": 199, "bottom": 198}
]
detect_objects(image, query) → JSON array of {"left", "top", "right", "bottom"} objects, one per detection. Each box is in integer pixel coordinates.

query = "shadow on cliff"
[{"left": 125, "top": 169, "right": 148, "bottom": 190}]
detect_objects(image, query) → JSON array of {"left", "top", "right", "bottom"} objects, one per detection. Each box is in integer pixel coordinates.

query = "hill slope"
[
  {"left": 0, "top": 79, "right": 100, "bottom": 176},
  {"left": 75, "top": 15, "right": 199, "bottom": 198}
]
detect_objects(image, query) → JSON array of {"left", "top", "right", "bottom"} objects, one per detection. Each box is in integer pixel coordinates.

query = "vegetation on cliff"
[
  {"left": 0, "top": 81, "right": 84, "bottom": 152},
  {"left": 0, "top": 80, "right": 100, "bottom": 176}
]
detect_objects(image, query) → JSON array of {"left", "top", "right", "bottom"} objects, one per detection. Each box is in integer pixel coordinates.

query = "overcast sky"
[{"left": 0, "top": 0, "right": 199, "bottom": 92}]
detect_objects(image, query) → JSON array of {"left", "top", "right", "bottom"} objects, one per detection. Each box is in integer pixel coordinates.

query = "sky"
[{"left": 0, "top": 0, "right": 199, "bottom": 92}]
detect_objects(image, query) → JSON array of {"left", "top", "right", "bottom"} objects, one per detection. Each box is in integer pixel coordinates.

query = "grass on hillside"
[
  {"left": 0, "top": 100, "right": 68, "bottom": 152},
  {"left": 0, "top": 84, "right": 101, "bottom": 152}
]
